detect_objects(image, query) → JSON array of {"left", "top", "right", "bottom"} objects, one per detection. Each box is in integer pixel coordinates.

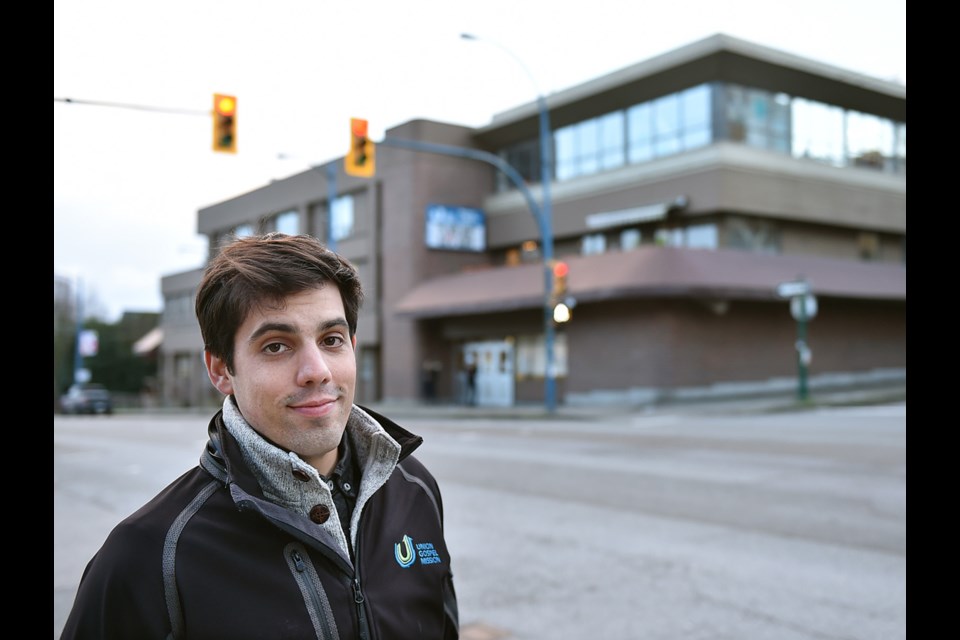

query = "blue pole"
[
  {"left": 73, "top": 278, "right": 84, "bottom": 384},
  {"left": 326, "top": 162, "right": 337, "bottom": 252},
  {"left": 460, "top": 33, "right": 557, "bottom": 413},
  {"left": 537, "top": 95, "right": 557, "bottom": 414}
]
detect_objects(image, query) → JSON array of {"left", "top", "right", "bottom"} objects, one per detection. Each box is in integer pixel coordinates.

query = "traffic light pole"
[
  {"left": 73, "top": 278, "right": 85, "bottom": 385},
  {"left": 326, "top": 162, "right": 338, "bottom": 252},
  {"left": 535, "top": 95, "right": 557, "bottom": 414},
  {"left": 378, "top": 137, "right": 544, "bottom": 230},
  {"left": 796, "top": 307, "right": 809, "bottom": 402},
  {"left": 378, "top": 135, "right": 558, "bottom": 413},
  {"left": 460, "top": 33, "right": 557, "bottom": 412}
]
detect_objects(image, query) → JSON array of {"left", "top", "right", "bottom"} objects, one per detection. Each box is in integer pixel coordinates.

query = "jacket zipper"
[
  {"left": 287, "top": 546, "right": 339, "bottom": 640},
  {"left": 353, "top": 577, "right": 370, "bottom": 640}
]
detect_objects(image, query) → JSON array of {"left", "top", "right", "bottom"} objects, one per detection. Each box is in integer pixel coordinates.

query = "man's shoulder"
[{"left": 104, "top": 466, "right": 219, "bottom": 548}]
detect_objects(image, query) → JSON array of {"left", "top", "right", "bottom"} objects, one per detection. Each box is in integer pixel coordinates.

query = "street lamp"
[{"left": 461, "top": 33, "right": 559, "bottom": 413}]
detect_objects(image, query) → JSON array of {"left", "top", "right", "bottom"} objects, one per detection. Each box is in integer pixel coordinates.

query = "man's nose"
[{"left": 296, "top": 345, "right": 333, "bottom": 385}]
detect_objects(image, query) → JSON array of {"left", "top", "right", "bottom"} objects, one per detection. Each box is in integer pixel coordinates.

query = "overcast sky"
[{"left": 54, "top": 0, "right": 906, "bottom": 323}]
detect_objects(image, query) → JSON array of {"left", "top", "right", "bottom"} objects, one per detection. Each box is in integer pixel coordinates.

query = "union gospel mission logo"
[{"left": 394, "top": 534, "right": 442, "bottom": 568}]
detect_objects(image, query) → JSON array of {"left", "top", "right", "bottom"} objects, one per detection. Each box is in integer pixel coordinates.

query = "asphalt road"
[{"left": 54, "top": 403, "right": 906, "bottom": 639}]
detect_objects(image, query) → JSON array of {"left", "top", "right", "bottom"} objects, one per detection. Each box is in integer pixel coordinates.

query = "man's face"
[{"left": 204, "top": 286, "right": 357, "bottom": 476}]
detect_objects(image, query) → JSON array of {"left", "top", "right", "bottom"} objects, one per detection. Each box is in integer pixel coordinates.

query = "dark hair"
[{"left": 195, "top": 233, "right": 364, "bottom": 373}]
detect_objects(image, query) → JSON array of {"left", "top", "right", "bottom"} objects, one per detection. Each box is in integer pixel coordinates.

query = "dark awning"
[{"left": 394, "top": 246, "right": 906, "bottom": 319}]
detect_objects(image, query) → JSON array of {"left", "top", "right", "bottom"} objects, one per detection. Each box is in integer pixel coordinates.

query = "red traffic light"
[
  {"left": 553, "top": 261, "right": 569, "bottom": 278},
  {"left": 345, "top": 117, "right": 375, "bottom": 177},
  {"left": 351, "top": 118, "right": 368, "bottom": 138}
]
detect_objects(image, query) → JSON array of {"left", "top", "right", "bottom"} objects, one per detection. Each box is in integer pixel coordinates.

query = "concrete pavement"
[{"left": 362, "top": 380, "right": 907, "bottom": 423}]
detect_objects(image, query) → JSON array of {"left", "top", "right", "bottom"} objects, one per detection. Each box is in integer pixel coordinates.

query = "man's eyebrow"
[
  {"left": 247, "top": 318, "right": 349, "bottom": 343},
  {"left": 248, "top": 322, "right": 296, "bottom": 343},
  {"left": 318, "top": 318, "right": 349, "bottom": 333}
]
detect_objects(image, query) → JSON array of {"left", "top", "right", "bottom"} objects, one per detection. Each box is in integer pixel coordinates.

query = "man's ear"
[{"left": 204, "top": 351, "right": 234, "bottom": 396}]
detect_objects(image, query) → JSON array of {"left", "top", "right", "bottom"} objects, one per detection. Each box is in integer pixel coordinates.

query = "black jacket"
[{"left": 60, "top": 405, "right": 459, "bottom": 640}]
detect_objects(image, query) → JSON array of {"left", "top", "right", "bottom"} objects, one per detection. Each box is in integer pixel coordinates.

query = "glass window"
[
  {"left": 792, "top": 98, "right": 845, "bottom": 166},
  {"left": 498, "top": 139, "right": 540, "bottom": 191},
  {"left": 769, "top": 93, "right": 792, "bottom": 153},
  {"left": 233, "top": 223, "right": 255, "bottom": 238},
  {"left": 272, "top": 210, "right": 299, "bottom": 235},
  {"left": 620, "top": 228, "right": 641, "bottom": 250},
  {"left": 627, "top": 102, "right": 654, "bottom": 163},
  {"left": 653, "top": 93, "right": 681, "bottom": 156},
  {"left": 581, "top": 233, "right": 606, "bottom": 255},
  {"left": 680, "top": 84, "right": 712, "bottom": 151},
  {"left": 685, "top": 224, "right": 718, "bottom": 249},
  {"left": 744, "top": 90, "right": 771, "bottom": 149},
  {"left": 655, "top": 228, "right": 683, "bottom": 246},
  {"left": 554, "top": 126, "right": 577, "bottom": 182},
  {"left": 555, "top": 111, "right": 625, "bottom": 181},
  {"left": 847, "top": 110, "right": 895, "bottom": 170},
  {"left": 330, "top": 194, "right": 354, "bottom": 241},
  {"left": 577, "top": 119, "right": 600, "bottom": 176},
  {"left": 598, "top": 112, "right": 625, "bottom": 170},
  {"left": 726, "top": 217, "right": 780, "bottom": 254},
  {"left": 894, "top": 123, "right": 906, "bottom": 174},
  {"left": 498, "top": 81, "right": 904, "bottom": 184},
  {"left": 515, "top": 333, "right": 567, "bottom": 377},
  {"left": 654, "top": 225, "right": 716, "bottom": 248}
]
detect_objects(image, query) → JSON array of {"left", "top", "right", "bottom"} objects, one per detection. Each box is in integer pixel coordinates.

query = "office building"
[{"left": 159, "top": 33, "right": 906, "bottom": 409}]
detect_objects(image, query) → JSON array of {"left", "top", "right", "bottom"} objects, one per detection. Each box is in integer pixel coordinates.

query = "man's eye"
[
  {"left": 322, "top": 336, "right": 345, "bottom": 348},
  {"left": 264, "top": 342, "right": 288, "bottom": 354}
]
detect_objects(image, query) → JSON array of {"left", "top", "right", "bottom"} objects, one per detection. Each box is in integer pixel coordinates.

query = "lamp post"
[{"left": 461, "top": 33, "right": 558, "bottom": 413}]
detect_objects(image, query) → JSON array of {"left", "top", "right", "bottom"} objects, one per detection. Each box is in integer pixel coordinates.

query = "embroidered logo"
[
  {"left": 394, "top": 534, "right": 416, "bottom": 568},
  {"left": 393, "top": 534, "right": 442, "bottom": 568}
]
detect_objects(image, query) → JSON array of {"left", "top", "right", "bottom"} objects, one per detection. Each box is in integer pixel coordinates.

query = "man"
[{"left": 61, "top": 233, "right": 459, "bottom": 639}]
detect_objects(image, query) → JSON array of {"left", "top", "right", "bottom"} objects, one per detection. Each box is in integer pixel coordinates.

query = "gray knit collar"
[{"left": 220, "top": 396, "right": 401, "bottom": 528}]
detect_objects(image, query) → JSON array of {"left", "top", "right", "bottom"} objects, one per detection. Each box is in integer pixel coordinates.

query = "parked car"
[{"left": 60, "top": 383, "right": 114, "bottom": 415}]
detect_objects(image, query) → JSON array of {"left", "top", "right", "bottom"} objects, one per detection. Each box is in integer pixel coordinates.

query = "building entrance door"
[{"left": 462, "top": 341, "right": 514, "bottom": 407}]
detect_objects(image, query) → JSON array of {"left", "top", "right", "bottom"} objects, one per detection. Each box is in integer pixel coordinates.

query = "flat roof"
[{"left": 474, "top": 33, "right": 906, "bottom": 148}]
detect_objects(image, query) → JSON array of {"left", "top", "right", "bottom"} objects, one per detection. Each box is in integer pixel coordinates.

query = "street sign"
[{"left": 777, "top": 280, "right": 811, "bottom": 298}]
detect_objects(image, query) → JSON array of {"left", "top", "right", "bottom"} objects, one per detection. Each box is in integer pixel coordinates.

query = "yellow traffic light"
[
  {"left": 345, "top": 117, "right": 375, "bottom": 177},
  {"left": 212, "top": 93, "right": 237, "bottom": 154}
]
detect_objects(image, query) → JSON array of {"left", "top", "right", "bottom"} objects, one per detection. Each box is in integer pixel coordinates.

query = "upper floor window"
[
  {"left": 162, "top": 292, "right": 194, "bottom": 326},
  {"left": 330, "top": 194, "right": 354, "bottom": 241},
  {"left": 497, "top": 139, "right": 540, "bottom": 192},
  {"left": 581, "top": 233, "right": 606, "bottom": 255},
  {"left": 628, "top": 83, "right": 713, "bottom": 165},
  {"left": 620, "top": 228, "right": 642, "bottom": 251},
  {"left": 791, "top": 98, "right": 845, "bottom": 167},
  {"left": 271, "top": 210, "right": 299, "bottom": 235},
  {"left": 725, "top": 86, "right": 791, "bottom": 154},
  {"left": 496, "top": 81, "right": 904, "bottom": 193},
  {"left": 656, "top": 223, "right": 718, "bottom": 249},
  {"left": 233, "top": 223, "right": 255, "bottom": 238},
  {"left": 554, "top": 110, "right": 626, "bottom": 182},
  {"left": 847, "top": 111, "right": 897, "bottom": 171}
]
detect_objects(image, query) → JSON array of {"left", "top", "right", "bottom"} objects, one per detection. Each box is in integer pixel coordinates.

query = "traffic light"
[
  {"left": 212, "top": 93, "right": 237, "bottom": 154},
  {"left": 551, "top": 260, "right": 569, "bottom": 299},
  {"left": 550, "top": 260, "right": 573, "bottom": 323},
  {"left": 345, "top": 117, "right": 375, "bottom": 177}
]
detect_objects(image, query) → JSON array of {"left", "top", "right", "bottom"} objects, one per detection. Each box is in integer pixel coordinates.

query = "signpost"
[{"left": 778, "top": 278, "right": 817, "bottom": 402}]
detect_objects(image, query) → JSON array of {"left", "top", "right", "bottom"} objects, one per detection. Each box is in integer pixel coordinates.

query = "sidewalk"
[{"left": 365, "top": 381, "right": 906, "bottom": 422}]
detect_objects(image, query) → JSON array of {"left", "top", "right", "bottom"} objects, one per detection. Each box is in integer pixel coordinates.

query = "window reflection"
[
  {"left": 330, "top": 195, "right": 354, "bottom": 241},
  {"left": 499, "top": 81, "right": 905, "bottom": 191}
]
